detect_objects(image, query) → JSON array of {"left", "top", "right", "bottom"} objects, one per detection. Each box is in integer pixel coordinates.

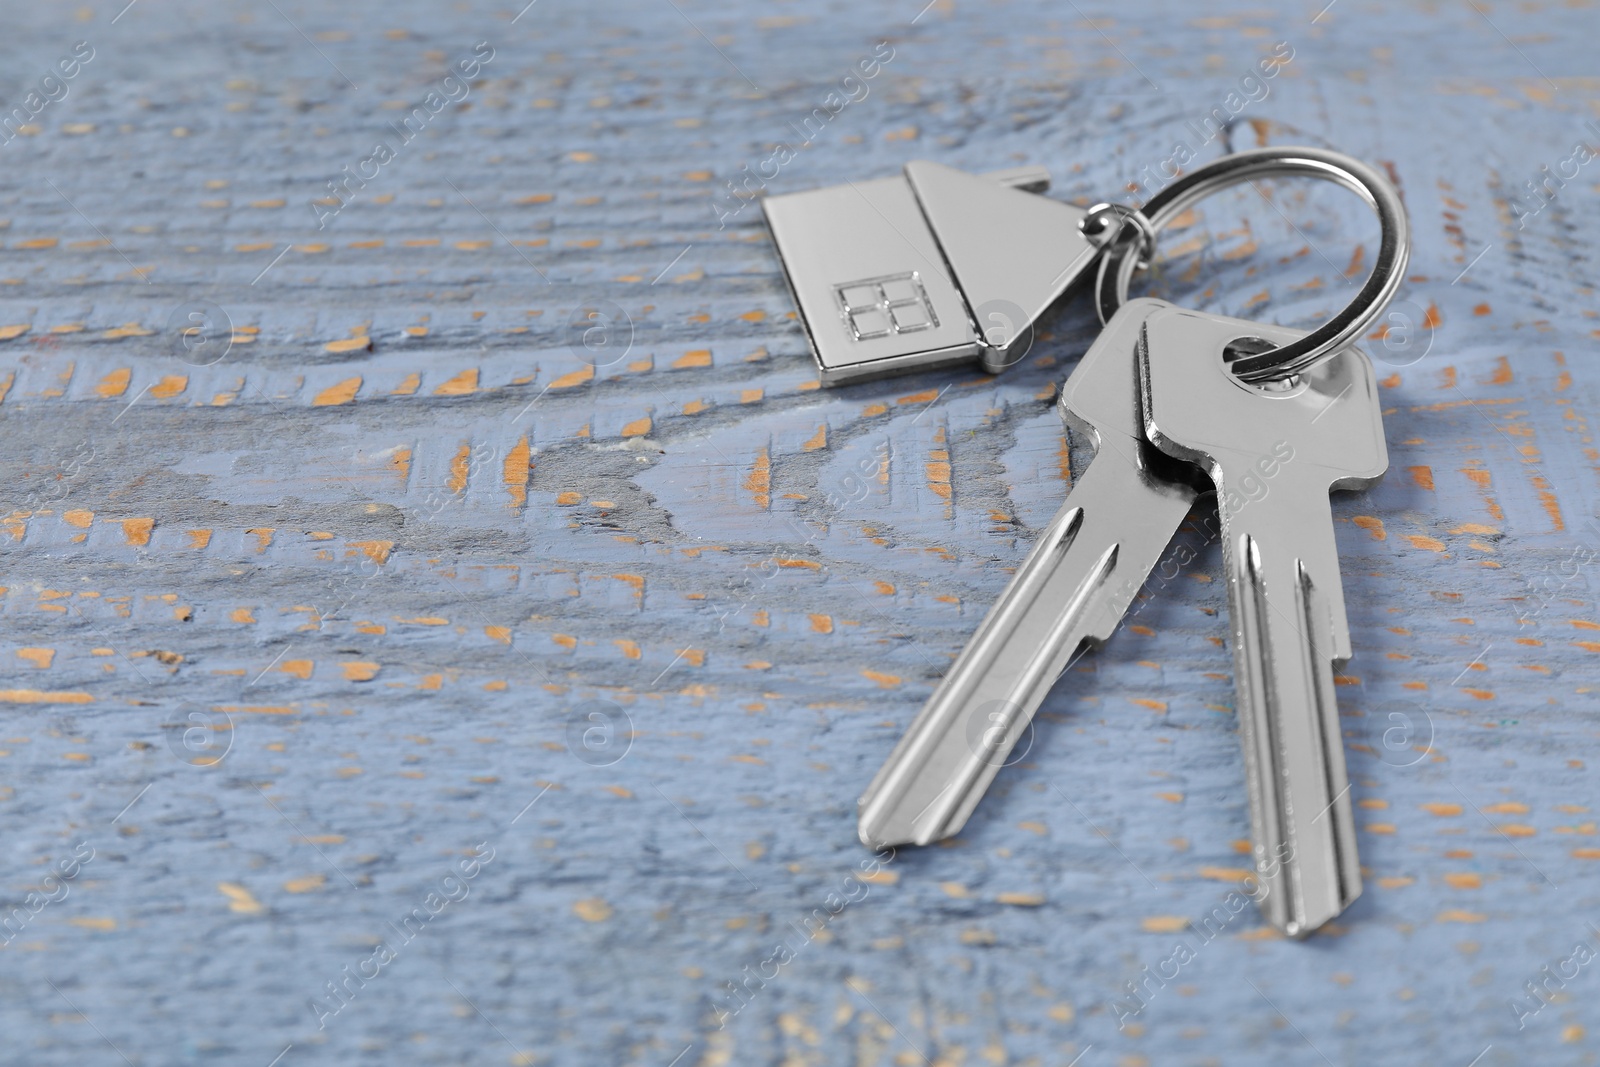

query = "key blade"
[
  {"left": 859, "top": 298, "right": 1194, "bottom": 850},
  {"left": 857, "top": 449, "right": 1194, "bottom": 848},
  {"left": 1229, "top": 508, "right": 1363, "bottom": 938}
]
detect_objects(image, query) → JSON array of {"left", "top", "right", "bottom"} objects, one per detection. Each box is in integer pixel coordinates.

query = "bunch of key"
[{"left": 765, "top": 147, "right": 1410, "bottom": 938}]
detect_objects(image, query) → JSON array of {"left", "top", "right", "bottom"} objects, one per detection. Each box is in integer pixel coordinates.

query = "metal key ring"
[{"left": 1093, "top": 146, "right": 1410, "bottom": 383}]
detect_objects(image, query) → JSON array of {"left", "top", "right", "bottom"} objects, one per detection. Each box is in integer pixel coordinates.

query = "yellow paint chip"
[
  {"left": 108, "top": 517, "right": 155, "bottom": 546},
  {"left": 485, "top": 626, "right": 512, "bottom": 645},
  {"left": 95, "top": 368, "right": 131, "bottom": 397},
  {"left": 341, "top": 662, "right": 380, "bottom": 682},
  {"left": 1141, "top": 916, "right": 1189, "bottom": 933},
  {"left": 573, "top": 897, "right": 612, "bottom": 922},
  {"left": 861, "top": 669, "right": 900, "bottom": 688},
  {"left": 745, "top": 448, "right": 770, "bottom": 509},
  {"left": 548, "top": 365, "right": 594, "bottom": 390},
  {"left": 313, "top": 377, "right": 361, "bottom": 406},
  {"left": 218, "top": 882, "right": 264, "bottom": 914},
  {"left": 284, "top": 873, "right": 327, "bottom": 893},
  {"left": 62, "top": 509, "right": 93, "bottom": 528},
  {"left": 621, "top": 415, "right": 652, "bottom": 437},
  {"left": 348, "top": 540, "right": 394, "bottom": 565},
  {"left": 672, "top": 349, "right": 712, "bottom": 369},
  {"left": 1436, "top": 909, "right": 1486, "bottom": 923},
  {"left": 278, "top": 659, "right": 313, "bottom": 680},
  {"left": 324, "top": 337, "right": 372, "bottom": 354},
  {"left": 148, "top": 375, "right": 188, "bottom": 399},
  {"left": 504, "top": 436, "right": 532, "bottom": 509},
  {"left": 1353, "top": 515, "right": 1386, "bottom": 540},
  {"left": 1406, "top": 534, "right": 1447, "bottom": 552},
  {"left": 17, "top": 648, "right": 54, "bottom": 669},
  {"left": 448, "top": 444, "right": 471, "bottom": 494},
  {"left": 434, "top": 368, "right": 480, "bottom": 396}
]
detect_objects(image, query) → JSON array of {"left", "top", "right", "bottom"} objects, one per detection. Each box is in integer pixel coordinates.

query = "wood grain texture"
[{"left": 0, "top": 0, "right": 1597, "bottom": 1064}]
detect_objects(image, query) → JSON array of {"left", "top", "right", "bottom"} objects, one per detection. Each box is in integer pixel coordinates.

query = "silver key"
[
  {"left": 1139, "top": 305, "right": 1388, "bottom": 938},
  {"left": 858, "top": 298, "right": 1199, "bottom": 848}
]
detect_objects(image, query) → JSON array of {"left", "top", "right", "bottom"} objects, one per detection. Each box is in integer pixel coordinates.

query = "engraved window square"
[
  {"left": 890, "top": 303, "right": 931, "bottom": 331},
  {"left": 839, "top": 285, "right": 879, "bottom": 310},
  {"left": 850, "top": 308, "right": 893, "bottom": 338},
  {"left": 879, "top": 277, "right": 919, "bottom": 305},
  {"left": 834, "top": 272, "right": 938, "bottom": 342}
]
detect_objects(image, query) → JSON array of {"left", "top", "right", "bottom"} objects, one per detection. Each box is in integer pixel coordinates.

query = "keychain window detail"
[{"left": 836, "top": 272, "right": 938, "bottom": 340}]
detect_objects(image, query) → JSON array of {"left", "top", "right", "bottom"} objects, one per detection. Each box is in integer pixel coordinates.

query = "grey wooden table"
[{"left": 1, "top": 0, "right": 1598, "bottom": 1064}]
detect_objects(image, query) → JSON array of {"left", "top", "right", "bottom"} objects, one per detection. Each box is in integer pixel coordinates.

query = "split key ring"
[{"left": 1087, "top": 146, "right": 1411, "bottom": 384}]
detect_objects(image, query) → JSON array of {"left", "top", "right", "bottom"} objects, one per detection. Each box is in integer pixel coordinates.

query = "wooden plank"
[{"left": 1, "top": 1, "right": 1597, "bottom": 1064}]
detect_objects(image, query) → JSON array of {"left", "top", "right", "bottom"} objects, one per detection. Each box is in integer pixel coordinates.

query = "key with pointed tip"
[
  {"left": 857, "top": 298, "right": 1200, "bottom": 849},
  {"left": 1139, "top": 305, "right": 1388, "bottom": 939}
]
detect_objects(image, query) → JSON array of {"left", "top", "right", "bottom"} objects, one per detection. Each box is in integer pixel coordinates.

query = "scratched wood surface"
[{"left": 1, "top": 0, "right": 1598, "bottom": 1064}]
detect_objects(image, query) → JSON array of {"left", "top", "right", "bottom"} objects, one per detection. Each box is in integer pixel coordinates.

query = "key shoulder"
[
  {"left": 1058, "top": 298, "right": 1174, "bottom": 451},
  {"left": 1139, "top": 306, "right": 1388, "bottom": 493}
]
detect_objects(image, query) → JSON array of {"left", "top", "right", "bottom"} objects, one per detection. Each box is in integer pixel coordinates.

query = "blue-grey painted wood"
[{"left": 0, "top": 1, "right": 1597, "bottom": 1065}]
